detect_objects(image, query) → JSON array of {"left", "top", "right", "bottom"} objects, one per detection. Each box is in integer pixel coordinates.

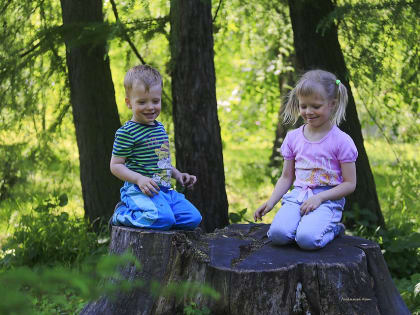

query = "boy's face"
[{"left": 126, "top": 82, "right": 162, "bottom": 125}]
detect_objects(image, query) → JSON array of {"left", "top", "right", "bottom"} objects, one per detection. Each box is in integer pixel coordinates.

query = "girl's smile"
[{"left": 298, "top": 93, "right": 334, "bottom": 131}]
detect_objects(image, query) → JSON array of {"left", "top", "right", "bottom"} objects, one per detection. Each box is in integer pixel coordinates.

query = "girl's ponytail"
[
  {"left": 283, "top": 88, "right": 300, "bottom": 125},
  {"left": 333, "top": 81, "right": 348, "bottom": 126}
]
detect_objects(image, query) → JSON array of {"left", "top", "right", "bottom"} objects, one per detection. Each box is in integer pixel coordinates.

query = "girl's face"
[{"left": 298, "top": 93, "right": 335, "bottom": 130}]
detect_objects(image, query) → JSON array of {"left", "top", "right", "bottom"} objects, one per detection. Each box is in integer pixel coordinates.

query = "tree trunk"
[
  {"left": 60, "top": 0, "right": 122, "bottom": 225},
  {"left": 287, "top": 0, "right": 385, "bottom": 228},
  {"left": 169, "top": 0, "right": 229, "bottom": 232},
  {"left": 81, "top": 224, "right": 409, "bottom": 315}
]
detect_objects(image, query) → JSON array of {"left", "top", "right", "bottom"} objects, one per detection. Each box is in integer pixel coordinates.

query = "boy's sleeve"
[
  {"left": 112, "top": 128, "right": 134, "bottom": 157},
  {"left": 337, "top": 134, "right": 358, "bottom": 163},
  {"left": 280, "top": 132, "right": 295, "bottom": 160}
]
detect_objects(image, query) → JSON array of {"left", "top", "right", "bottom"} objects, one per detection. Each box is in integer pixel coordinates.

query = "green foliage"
[
  {"left": 344, "top": 148, "right": 420, "bottom": 280},
  {"left": 325, "top": 0, "right": 420, "bottom": 142},
  {"left": 215, "top": 0, "right": 294, "bottom": 144},
  {"left": 344, "top": 204, "right": 380, "bottom": 231},
  {"left": 0, "top": 251, "right": 220, "bottom": 315},
  {"left": 1, "top": 193, "right": 106, "bottom": 268},
  {"left": 184, "top": 302, "right": 211, "bottom": 315},
  {"left": 0, "top": 144, "right": 28, "bottom": 202},
  {"left": 395, "top": 273, "right": 420, "bottom": 314},
  {"left": 380, "top": 227, "right": 420, "bottom": 279},
  {"left": 356, "top": 223, "right": 420, "bottom": 279},
  {"left": 0, "top": 252, "right": 143, "bottom": 315},
  {"left": 229, "top": 208, "right": 251, "bottom": 224}
]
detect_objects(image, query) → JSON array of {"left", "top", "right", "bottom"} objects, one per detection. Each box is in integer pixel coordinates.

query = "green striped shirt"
[{"left": 112, "top": 120, "right": 172, "bottom": 188}]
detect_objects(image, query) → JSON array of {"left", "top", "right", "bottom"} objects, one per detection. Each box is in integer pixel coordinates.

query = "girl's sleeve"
[
  {"left": 337, "top": 134, "right": 358, "bottom": 163},
  {"left": 280, "top": 132, "right": 295, "bottom": 160},
  {"left": 112, "top": 128, "right": 134, "bottom": 157}
]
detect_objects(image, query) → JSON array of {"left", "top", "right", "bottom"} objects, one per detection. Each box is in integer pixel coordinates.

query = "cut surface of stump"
[{"left": 81, "top": 224, "right": 409, "bottom": 315}]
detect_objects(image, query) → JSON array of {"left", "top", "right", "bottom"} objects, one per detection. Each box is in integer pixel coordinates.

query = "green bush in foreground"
[
  {"left": 395, "top": 274, "right": 420, "bottom": 314},
  {"left": 0, "top": 252, "right": 220, "bottom": 315},
  {"left": 0, "top": 252, "right": 142, "bottom": 314},
  {"left": 1, "top": 193, "right": 107, "bottom": 268}
]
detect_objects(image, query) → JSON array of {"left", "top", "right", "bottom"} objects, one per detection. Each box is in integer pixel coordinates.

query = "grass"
[
  {"left": 364, "top": 139, "right": 419, "bottom": 229},
  {"left": 224, "top": 140, "right": 275, "bottom": 223}
]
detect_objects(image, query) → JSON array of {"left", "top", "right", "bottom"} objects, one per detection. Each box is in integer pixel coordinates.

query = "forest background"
[{"left": 0, "top": 0, "right": 419, "bottom": 313}]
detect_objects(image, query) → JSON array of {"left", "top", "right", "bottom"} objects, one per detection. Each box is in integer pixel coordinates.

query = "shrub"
[
  {"left": 0, "top": 252, "right": 220, "bottom": 315},
  {"left": 378, "top": 224, "right": 420, "bottom": 279},
  {"left": 395, "top": 273, "right": 420, "bottom": 314},
  {"left": 1, "top": 193, "right": 107, "bottom": 268},
  {"left": 0, "top": 252, "right": 142, "bottom": 315}
]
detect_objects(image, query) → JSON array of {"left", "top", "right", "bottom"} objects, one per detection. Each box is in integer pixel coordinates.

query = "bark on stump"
[{"left": 81, "top": 224, "right": 409, "bottom": 315}]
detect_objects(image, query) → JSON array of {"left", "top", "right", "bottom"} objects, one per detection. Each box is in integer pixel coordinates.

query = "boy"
[{"left": 109, "top": 65, "right": 202, "bottom": 230}]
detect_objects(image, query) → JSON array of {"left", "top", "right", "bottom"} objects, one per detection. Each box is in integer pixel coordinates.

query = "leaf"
[
  {"left": 58, "top": 194, "right": 68, "bottom": 207},
  {"left": 387, "top": 233, "right": 420, "bottom": 252},
  {"left": 239, "top": 208, "right": 248, "bottom": 215},
  {"left": 229, "top": 213, "right": 241, "bottom": 223},
  {"left": 34, "top": 205, "right": 49, "bottom": 213},
  {"left": 59, "top": 212, "right": 69, "bottom": 221}
]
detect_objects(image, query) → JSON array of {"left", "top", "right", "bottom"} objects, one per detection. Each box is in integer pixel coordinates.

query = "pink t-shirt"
[{"left": 281, "top": 125, "right": 358, "bottom": 194}]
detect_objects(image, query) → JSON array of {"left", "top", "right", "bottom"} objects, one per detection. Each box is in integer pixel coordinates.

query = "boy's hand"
[
  {"left": 136, "top": 176, "right": 160, "bottom": 197},
  {"left": 254, "top": 201, "right": 274, "bottom": 221},
  {"left": 176, "top": 172, "right": 197, "bottom": 189},
  {"left": 300, "top": 195, "right": 322, "bottom": 215}
]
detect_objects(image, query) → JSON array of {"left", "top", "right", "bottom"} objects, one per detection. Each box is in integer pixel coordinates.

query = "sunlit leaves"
[{"left": 327, "top": 0, "right": 420, "bottom": 141}]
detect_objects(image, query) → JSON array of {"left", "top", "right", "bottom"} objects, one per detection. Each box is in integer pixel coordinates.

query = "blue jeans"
[
  {"left": 267, "top": 186, "right": 344, "bottom": 250},
  {"left": 111, "top": 182, "right": 202, "bottom": 231}
]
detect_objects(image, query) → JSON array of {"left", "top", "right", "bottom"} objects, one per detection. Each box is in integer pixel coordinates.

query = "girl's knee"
[
  {"left": 295, "top": 230, "right": 322, "bottom": 250},
  {"left": 267, "top": 225, "right": 295, "bottom": 245}
]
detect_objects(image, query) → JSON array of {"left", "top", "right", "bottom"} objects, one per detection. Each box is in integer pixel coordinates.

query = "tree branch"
[
  {"left": 19, "top": 40, "right": 43, "bottom": 58},
  {"left": 109, "top": 0, "right": 146, "bottom": 65},
  {"left": 212, "top": 0, "right": 223, "bottom": 23},
  {"left": 108, "top": 0, "right": 172, "bottom": 106}
]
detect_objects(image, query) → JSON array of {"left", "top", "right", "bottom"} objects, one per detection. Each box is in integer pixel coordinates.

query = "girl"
[{"left": 254, "top": 69, "right": 358, "bottom": 250}]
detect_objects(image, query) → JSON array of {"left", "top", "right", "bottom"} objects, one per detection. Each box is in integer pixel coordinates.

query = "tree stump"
[{"left": 81, "top": 224, "right": 409, "bottom": 315}]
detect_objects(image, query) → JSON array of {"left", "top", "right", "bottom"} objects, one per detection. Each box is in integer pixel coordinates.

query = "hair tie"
[{"left": 336, "top": 79, "right": 341, "bottom": 86}]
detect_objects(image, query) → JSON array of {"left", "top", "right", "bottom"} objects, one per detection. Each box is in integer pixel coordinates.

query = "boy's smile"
[{"left": 126, "top": 83, "right": 162, "bottom": 125}]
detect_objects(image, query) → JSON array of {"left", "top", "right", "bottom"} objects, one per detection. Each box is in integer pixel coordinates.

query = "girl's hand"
[
  {"left": 177, "top": 172, "right": 197, "bottom": 189},
  {"left": 254, "top": 202, "right": 274, "bottom": 221},
  {"left": 136, "top": 176, "right": 160, "bottom": 197},
  {"left": 300, "top": 195, "right": 322, "bottom": 215}
]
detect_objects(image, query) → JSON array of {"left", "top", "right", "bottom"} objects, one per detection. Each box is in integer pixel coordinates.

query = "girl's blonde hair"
[{"left": 283, "top": 69, "right": 348, "bottom": 126}]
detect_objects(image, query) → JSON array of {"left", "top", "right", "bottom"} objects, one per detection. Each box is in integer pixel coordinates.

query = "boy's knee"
[
  {"left": 191, "top": 211, "right": 202, "bottom": 228},
  {"left": 159, "top": 213, "right": 176, "bottom": 229},
  {"left": 295, "top": 230, "right": 322, "bottom": 250},
  {"left": 182, "top": 210, "right": 202, "bottom": 229},
  {"left": 267, "top": 225, "right": 295, "bottom": 245}
]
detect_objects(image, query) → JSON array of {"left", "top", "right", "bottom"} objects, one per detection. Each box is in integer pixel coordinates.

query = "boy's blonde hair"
[
  {"left": 283, "top": 69, "right": 348, "bottom": 126},
  {"left": 124, "top": 64, "right": 163, "bottom": 96}
]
